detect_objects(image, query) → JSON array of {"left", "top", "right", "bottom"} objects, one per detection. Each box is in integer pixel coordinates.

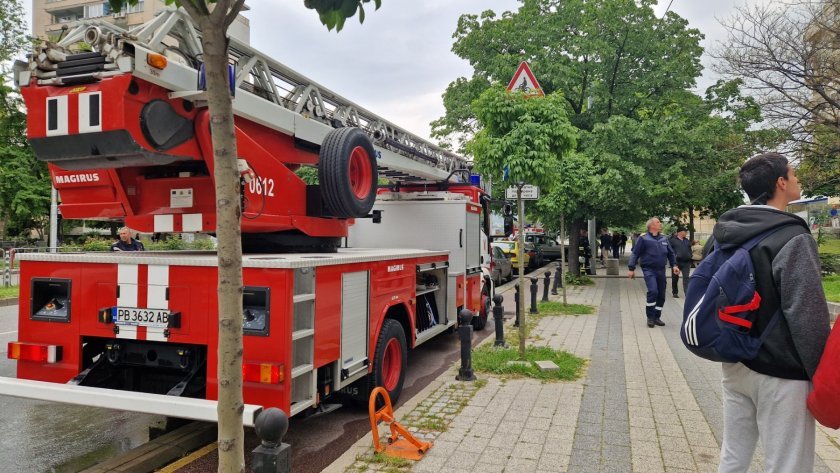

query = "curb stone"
[{"left": 0, "top": 298, "right": 18, "bottom": 308}]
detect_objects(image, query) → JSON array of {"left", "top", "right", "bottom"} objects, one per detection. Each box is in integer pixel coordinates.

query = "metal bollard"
[
  {"left": 514, "top": 285, "right": 520, "bottom": 327},
  {"left": 542, "top": 272, "right": 551, "bottom": 302},
  {"left": 493, "top": 294, "right": 506, "bottom": 347},
  {"left": 456, "top": 309, "right": 476, "bottom": 381},
  {"left": 552, "top": 265, "right": 562, "bottom": 295},
  {"left": 252, "top": 407, "right": 291, "bottom": 473},
  {"left": 530, "top": 277, "right": 539, "bottom": 314}
]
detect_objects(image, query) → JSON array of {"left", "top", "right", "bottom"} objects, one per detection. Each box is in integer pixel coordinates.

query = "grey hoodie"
[{"left": 711, "top": 206, "right": 830, "bottom": 380}]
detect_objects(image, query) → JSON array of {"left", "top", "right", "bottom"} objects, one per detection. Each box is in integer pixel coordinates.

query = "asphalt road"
[{"left": 0, "top": 304, "right": 166, "bottom": 473}]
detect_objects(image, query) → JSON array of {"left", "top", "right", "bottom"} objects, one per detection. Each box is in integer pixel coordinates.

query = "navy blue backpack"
[{"left": 680, "top": 228, "right": 783, "bottom": 363}]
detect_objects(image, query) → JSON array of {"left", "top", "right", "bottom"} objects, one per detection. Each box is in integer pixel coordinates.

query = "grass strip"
[
  {"left": 824, "top": 275, "right": 840, "bottom": 303},
  {"left": 538, "top": 301, "right": 595, "bottom": 315},
  {"left": 472, "top": 345, "right": 585, "bottom": 381},
  {"left": 0, "top": 285, "right": 19, "bottom": 300}
]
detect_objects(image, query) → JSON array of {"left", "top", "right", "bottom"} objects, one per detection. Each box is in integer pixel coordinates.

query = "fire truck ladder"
[{"left": 19, "top": 8, "right": 471, "bottom": 184}]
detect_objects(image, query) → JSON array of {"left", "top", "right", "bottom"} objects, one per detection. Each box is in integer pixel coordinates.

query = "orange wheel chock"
[{"left": 368, "top": 387, "right": 432, "bottom": 461}]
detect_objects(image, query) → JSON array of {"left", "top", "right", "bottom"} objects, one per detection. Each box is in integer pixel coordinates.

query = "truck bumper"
[{"left": 0, "top": 376, "right": 265, "bottom": 427}]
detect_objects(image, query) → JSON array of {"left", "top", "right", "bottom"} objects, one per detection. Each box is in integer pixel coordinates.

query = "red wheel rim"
[
  {"left": 382, "top": 338, "right": 401, "bottom": 392},
  {"left": 348, "top": 145, "right": 373, "bottom": 200}
]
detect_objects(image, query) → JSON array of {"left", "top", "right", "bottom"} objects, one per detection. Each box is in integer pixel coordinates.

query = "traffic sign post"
[{"left": 506, "top": 185, "right": 539, "bottom": 200}]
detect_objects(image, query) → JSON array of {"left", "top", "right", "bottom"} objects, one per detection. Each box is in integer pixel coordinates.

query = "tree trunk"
[
  {"left": 688, "top": 206, "right": 695, "bottom": 242},
  {"left": 568, "top": 219, "right": 582, "bottom": 276},
  {"left": 559, "top": 214, "right": 567, "bottom": 305},
  {"left": 199, "top": 17, "right": 245, "bottom": 473}
]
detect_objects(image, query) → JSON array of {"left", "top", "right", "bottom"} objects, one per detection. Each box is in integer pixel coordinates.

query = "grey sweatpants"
[{"left": 718, "top": 363, "right": 815, "bottom": 473}]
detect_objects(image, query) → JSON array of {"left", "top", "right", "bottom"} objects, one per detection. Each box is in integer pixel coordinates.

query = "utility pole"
[{"left": 516, "top": 182, "right": 526, "bottom": 358}]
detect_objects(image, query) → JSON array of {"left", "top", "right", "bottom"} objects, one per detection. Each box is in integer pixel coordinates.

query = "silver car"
[{"left": 490, "top": 245, "right": 513, "bottom": 285}]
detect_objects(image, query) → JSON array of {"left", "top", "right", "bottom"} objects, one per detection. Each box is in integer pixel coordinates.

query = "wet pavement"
[{"left": 0, "top": 304, "right": 164, "bottom": 473}]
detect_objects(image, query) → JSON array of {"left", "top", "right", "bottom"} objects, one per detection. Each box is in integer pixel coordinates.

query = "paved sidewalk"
[{"left": 327, "top": 268, "right": 840, "bottom": 473}]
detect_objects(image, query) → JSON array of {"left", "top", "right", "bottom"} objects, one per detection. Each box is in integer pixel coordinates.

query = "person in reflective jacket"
[{"left": 627, "top": 217, "right": 678, "bottom": 328}]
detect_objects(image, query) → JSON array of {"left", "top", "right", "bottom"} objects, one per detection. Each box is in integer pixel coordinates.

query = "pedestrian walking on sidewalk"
[
  {"left": 668, "top": 226, "right": 692, "bottom": 298},
  {"left": 712, "top": 152, "right": 830, "bottom": 473},
  {"left": 599, "top": 229, "right": 611, "bottom": 264},
  {"left": 619, "top": 232, "right": 628, "bottom": 256},
  {"left": 627, "top": 217, "right": 679, "bottom": 328}
]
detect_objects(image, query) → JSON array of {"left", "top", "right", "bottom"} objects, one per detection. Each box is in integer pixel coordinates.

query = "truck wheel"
[
  {"left": 319, "top": 127, "right": 378, "bottom": 218},
  {"left": 371, "top": 319, "right": 407, "bottom": 404},
  {"left": 473, "top": 285, "right": 490, "bottom": 330}
]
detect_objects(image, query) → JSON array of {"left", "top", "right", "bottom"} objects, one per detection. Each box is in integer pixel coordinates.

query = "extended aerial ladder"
[{"left": 13, "top": 8, "right": 475, "bottom": 248}]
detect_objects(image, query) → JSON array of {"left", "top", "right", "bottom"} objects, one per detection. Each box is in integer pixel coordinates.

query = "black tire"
[
  {"left": 318, "top": 127, "right": 378, "bottom": 218},
  {"left": 473, "top": 285, "right": 491, "bottom": 330},
  {"left": 370, "top": 319, "right": 407, "bottom": 404}
]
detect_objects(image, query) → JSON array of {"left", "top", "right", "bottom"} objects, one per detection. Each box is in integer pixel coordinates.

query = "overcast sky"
[{"left": 24, "top": 0, "right": 758, "bottom": 141}]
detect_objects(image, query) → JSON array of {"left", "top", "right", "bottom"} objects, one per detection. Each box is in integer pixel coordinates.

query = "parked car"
[
  {"left": 525, "top": 233, "right": 566, "bottom": 261},
  {"left": 492, "top": 240, "right": 539, "bottom": 272},
  {"left": 490, "top": 245, "right": 513, "bottom": 285}
]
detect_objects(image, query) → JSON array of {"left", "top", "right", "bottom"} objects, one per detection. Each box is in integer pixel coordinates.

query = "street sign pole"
[{"left": 517, "top": 183, "right": 526, "bottom": 358}]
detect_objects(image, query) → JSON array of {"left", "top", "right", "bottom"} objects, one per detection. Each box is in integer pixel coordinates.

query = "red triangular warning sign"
[{"left": 506, "top": 62, "right": 544, "bottom": 97}]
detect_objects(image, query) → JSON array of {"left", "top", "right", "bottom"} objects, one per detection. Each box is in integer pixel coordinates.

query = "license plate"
[{"left": 113, "top": 307, "right": 170, "bottom": 328}]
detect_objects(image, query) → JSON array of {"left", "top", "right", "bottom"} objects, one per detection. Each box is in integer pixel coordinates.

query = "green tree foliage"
[
  {"left": 0, "top": 0, "right": 27, "bottom": 63},
  {"left": 0, "top": 0, "right": 48, "bottom": 239},
  {"left": 0, "top": 85, "right": 51, "bottom": 238},
  {"left": 432, "top": 0, "right": 703, "bottom": 143},
  {"left": 467, "top": 86, "right": 576, "bottom": 188},
  {"left": 304, "top": 0, "right": 381, "bottom": 32}
]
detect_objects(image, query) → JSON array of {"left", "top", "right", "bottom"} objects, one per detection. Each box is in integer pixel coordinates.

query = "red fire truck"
[{"left": 2, "top": 10, "right": 494, "bottom": 426}]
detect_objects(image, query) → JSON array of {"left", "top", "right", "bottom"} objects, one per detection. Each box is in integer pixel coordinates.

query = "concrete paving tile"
[
  {"left": 602, "top": 429, "right": 630, "bottom": 447},
  {"left": 457, "top": 435, "right": 491, "bottom": 454},
  {"left": 630, "top": 427, "right": 658, "bottom": 442},
  {"left": 414, "top": 455, "right": 448, "bottom": 472},
  {"left": 471, "top": 462, "right": 506, "bottom": 473},
  {"left": 538, "top": 453, "right": 570, "bottom": 470},
  {"left": 656, "top": 423, "right": 686, "bottom": 438},
  {"left": 632, "top": 454, "right": 665, "bottom": 472},
  {"left": 487, "top": 433, "right": 519, "bottom": 448},
  {"left": 443, "top": 451, "right": 481, "bottom": 470},
  {"left": 572, "top": 433, "right": 601, "bottom": 452},
  {"left": 631, "top": 439, "right": 661, "bottom": 458},
  {"left": 629, "top": 416, "right": 655, "bottom": 429},
  {"left": 511, "top": 441, "right": 542, "bottom": 460},
  {"left": 505, "top": 457, "right": 539, "bottom": 472},
  {"left": 576, "top": 421, "right": 602, "bottom": 437},
  {"left": 602, "top": 418, "right": 629, "bottom": 433},
  {"left": 520, "top": 428, "right": 549, "bottom": 444},
  {"left": 660, "top": 434, "right": 691, "bottom": 453},
  {"left": 599, "top": 460, "right": 632, "bottom": 473},
  {"left": 602, "top": 444, "right": 630, "bottom": 462},
  {"left": 428, "top": 440, "right": 460, "bottom": 456},
  {"left": 525, "top": 416, "right": 552, "bottom": 430},
  {"left": 661, "top": 450, "right": 696, "bottom": 469}
]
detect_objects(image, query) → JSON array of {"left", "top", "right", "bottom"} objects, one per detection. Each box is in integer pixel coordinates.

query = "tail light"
[
  {"left": 243, "top": 362, "right": 284, "bottom": 384},
  {"left": 8, "top": 342, "right": 62, "bottom": 363}
]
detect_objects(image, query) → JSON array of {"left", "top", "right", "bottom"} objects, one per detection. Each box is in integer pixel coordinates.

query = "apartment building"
[{"left": 31, "top": 0, "right": 250, "bottom": 44}]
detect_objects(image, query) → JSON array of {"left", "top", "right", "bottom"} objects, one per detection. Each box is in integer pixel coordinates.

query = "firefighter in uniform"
[
  {"left": 578, "top": 228, "right": 592, "bottom": 275},
  {"left": 627, "top": 218, "right": 679, "bottom": 327}
]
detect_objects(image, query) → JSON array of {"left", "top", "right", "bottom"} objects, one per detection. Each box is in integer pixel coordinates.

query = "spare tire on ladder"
[{"left": 318, "top": 127, "right": 378, "bottom": 218}]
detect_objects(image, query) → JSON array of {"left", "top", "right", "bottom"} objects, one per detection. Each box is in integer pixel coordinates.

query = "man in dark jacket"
[
  {"left": 713, "top": 153, "right": 829, "bottom": 473},
  {"left": 668, "top": 226, "right": 692, "bottom": 298},
  {"left": 111, "top": 227, "right": 145, "bottom": 252},
  {"left": 627, "top": 217, "right": 678, "bottom": 327}
]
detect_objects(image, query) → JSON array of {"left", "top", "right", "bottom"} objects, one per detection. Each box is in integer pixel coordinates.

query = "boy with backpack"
[{"left": 688, "top": 153, "right": 829, "bottom": 472}]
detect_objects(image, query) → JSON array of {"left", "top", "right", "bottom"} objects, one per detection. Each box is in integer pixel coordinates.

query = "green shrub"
[
  {"left": 565, "top": 273, "right": 594, "bottom": 285},
  {"left": 81, "top": 237, "right": 112, "bottom": 252},
  {"left": 820, "top": 253, "right": 839, "bottom": 275}
]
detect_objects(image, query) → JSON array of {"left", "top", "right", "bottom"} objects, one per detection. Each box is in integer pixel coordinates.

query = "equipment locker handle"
[{"left": 459, "top": 229, "right": 463, "bottom": 248}]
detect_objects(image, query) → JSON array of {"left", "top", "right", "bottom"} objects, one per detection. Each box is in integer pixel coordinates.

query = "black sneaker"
[
  {"left": 647, "top": 320, "right": 655, "bottom": 328},
  {"left": 673, "top": 293, "right": 679, "bottom": 298},
  {"left": 654, "top": 319, "right": 665, "bottom": 326}
]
